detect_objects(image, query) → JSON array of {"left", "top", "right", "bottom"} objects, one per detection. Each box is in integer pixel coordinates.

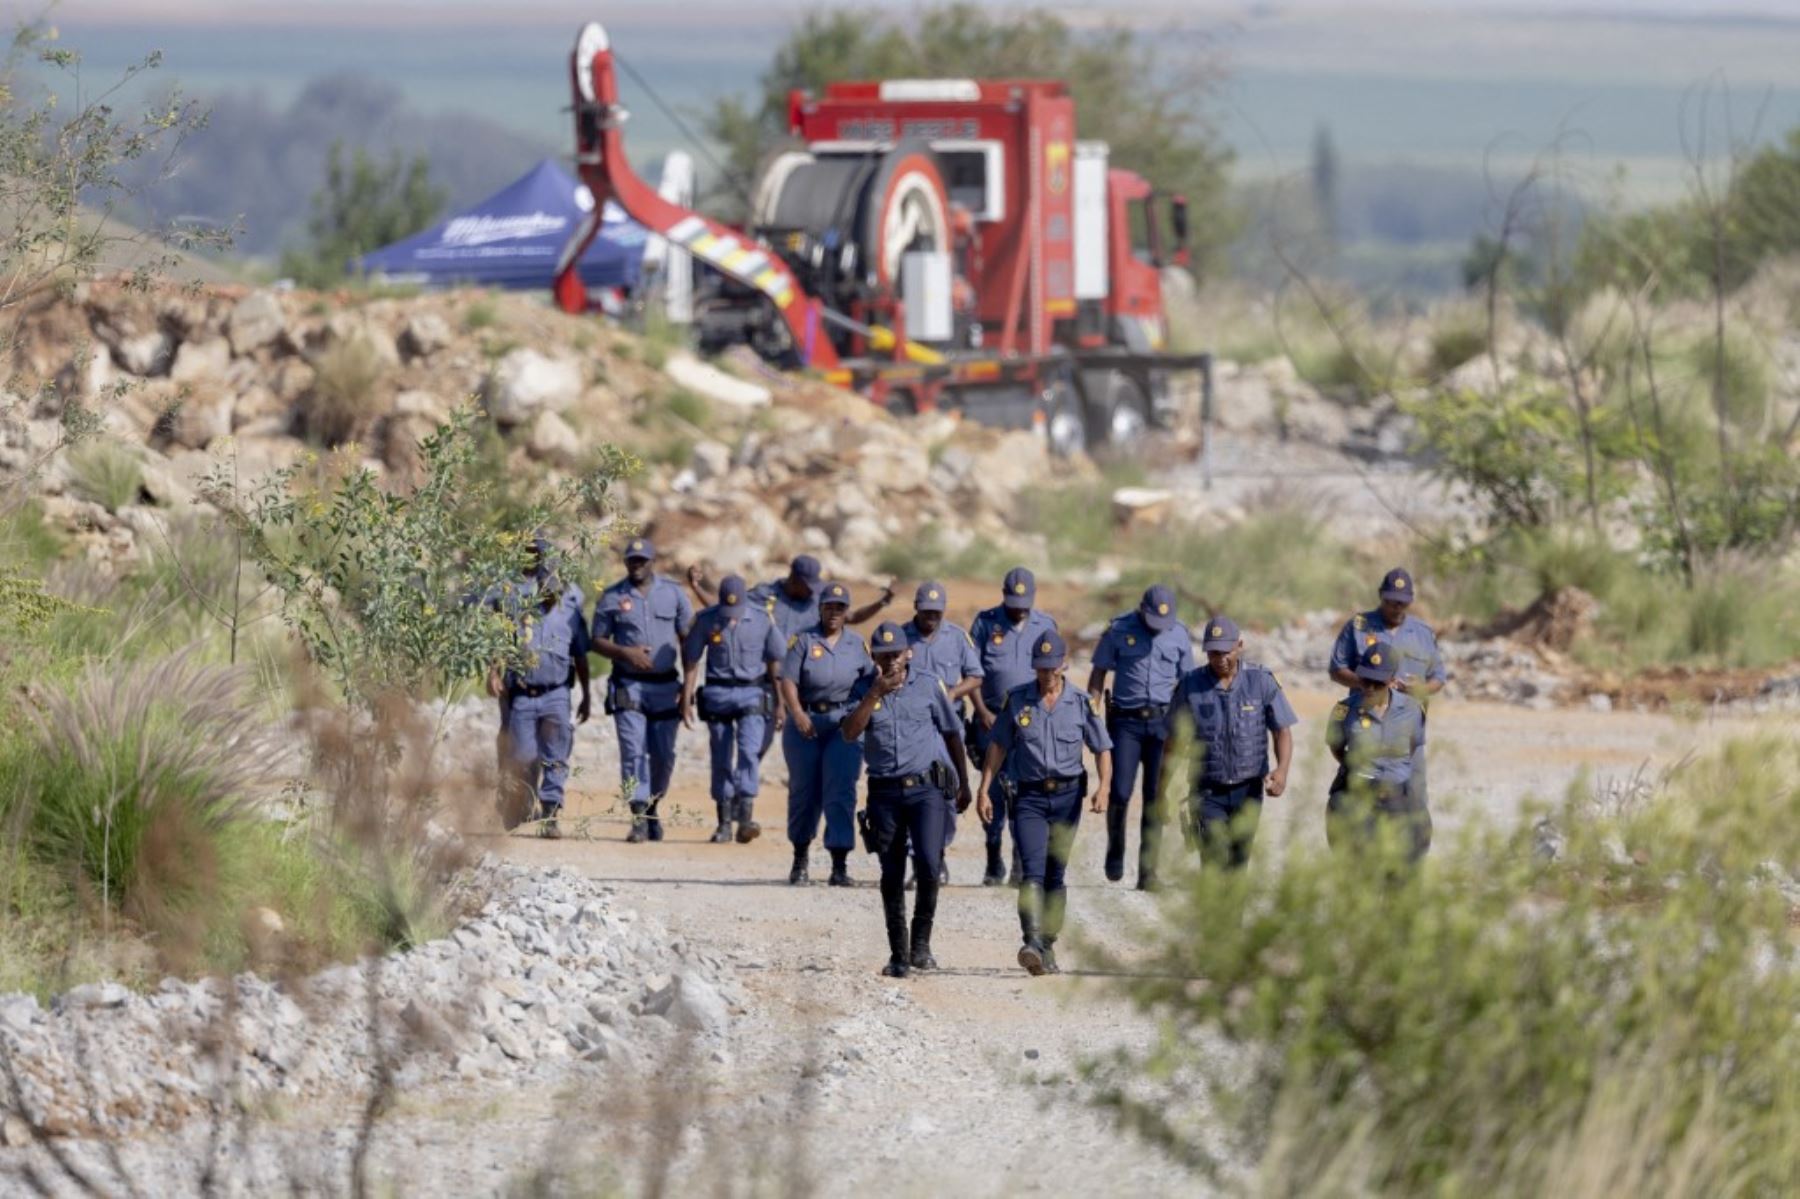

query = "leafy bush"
[
  {"left": 1087, "top": 735, "right": 1800, "bottom": 1195},
  {"left": 299, "top": 336, "right": 389, "bottom": 447},
  {"left": 1424, "top": 309, "right": 1490, "bottom": 378},
  {"left": 1293, "top": 338, "right": 1405, "bottom": 402},
  {"left": 463, "top": 296, "right": 499, "bottom": 331},
  {"left": 66, "top": 439, "right": 145, "bottom": 512},
  {"left": 664, "top": 387, "right": 712, "bottom": 430}
]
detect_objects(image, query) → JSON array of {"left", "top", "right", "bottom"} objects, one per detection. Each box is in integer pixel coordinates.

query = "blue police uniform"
[
  {"left": 1091, "top": 600, "right": 1193, "bottom": 885},
  {"left": 1325, "top": 688, "right": 1430, "bottom": 861},
  {"left": 1168, "top": 661, "right": 1297, "bottom": 869},
  {"left": 969, "top": 603, "right": 1058, "bottom": 866},
  {"left": 903, "top": 610, "right": 981, "bottom": 853},
  {"left": 848, "top": 649, "right": 962, "bottom": 976},
  {"left": 500, "top": 577, "right": 589, "bottom": 822},
  {"left": 749, "top": 578, "right": 822, "bottom": 641},
  {"left": 992, "top": 671, "right": 1111, "bottom": 967},
  {"left": 684, "top": 598, "right": 785, "bottom": 838},
  {"left": 592, "top": 572, "right": 694, "bottom": 835},
  {"left": 782, "top": 623, "right": 873, "bottom": 863},
  {"left": 1330, "top": 605, "right": 1445, "bottom": 807}
]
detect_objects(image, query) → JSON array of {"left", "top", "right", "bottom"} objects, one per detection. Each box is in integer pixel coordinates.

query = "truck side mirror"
[{"left": 1170, "top": 194, "right": 1192, "bottom": 269}]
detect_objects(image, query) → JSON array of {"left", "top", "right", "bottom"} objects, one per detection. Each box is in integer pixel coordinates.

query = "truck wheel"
[
  {"left": 1083, "top": 369, "right": 1151, "bottom": 449},
  {"left": 1045, "top": 379, "right": 1088, "bottom": 458}
]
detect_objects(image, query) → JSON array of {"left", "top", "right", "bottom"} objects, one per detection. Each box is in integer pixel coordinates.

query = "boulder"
[
  {"left": 1112, "top": 487, "right": 1173, "bottom": 529},
  {"left": 483, "top": 348, "right": 582, "bottom": 426},
  {"left": 690, "top": 439, "right": 732, "bottom": 482},
  {"left": 666, "top": 352, "right": 771, "bottom": 411},
  {"left": 527, "top": 410, "right": 581, "bottom": 466},
  {"left": 394, "top": 389, "right": 450, "bottom": 422},
  {"left": 170, "top": 337, "right": 231, "bottom": 385},
  {"left": 399, "top": 312, "right": 453, "bottom": 359},
  {"left": 165, "top": 384, "right": 233, "bottom": 451},
  {"left": 110, "top": 330, "right": 173, "bottom": 377},
  {"left": 232, "top": 385, "right": 286, "bottom": 431},
  {"left": 226, "top": 292, "right": 287, "bottom": 356},
  {"left": 136, "top": 456, "right": 193, "bottom": 507},
  {"left": 323, "top": 312, "right": 402, "bottom": 368},
  {"left": 56, "top": 349, "right": 115, "bottom": 404}
]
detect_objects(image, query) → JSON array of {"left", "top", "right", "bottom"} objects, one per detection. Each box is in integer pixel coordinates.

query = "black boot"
[
  {"left": 827, "top": 847, "right": 854, "bottom": 887},
  {"left": 1040, "top": 935, "right": 1061, "bottom": 974},
  {"left": 982, "top": 844, "right": 1006, "bottom": 886},
  {"left": 709, "top": 802, "right": 734, "bottom": 843},
  {"left": 1016, "top": 882, "right": 1047, "bottom": 976},
  {"left": 882, "top": 883, "right": 910, "bottom": 978},
  {"left": 645, "top": 798, "right": 665, "bottom": 842},
  {"left": 789, "top": 844, "right": 811, "bottom": 886},
  {"left": 735, "top": 799, "right": 761, "bottom": 844},
  {"left": 910, "top": 865, "right": 941, "bottom": 970},
  {"left": 1104, "top": 799, "right": 1128, "bottom": 882},
  {"left": 625, "top": 803, "right": 648, "bottom": 843},
  {"left": 1007, "top": 846, "right": 1024, "bottom": 888},
  {"left": 538, "top": 803, "right": 562, "bottom": 840},
  {"left": 1041, "top": 885, "right": 1068, "bottom": 974}
]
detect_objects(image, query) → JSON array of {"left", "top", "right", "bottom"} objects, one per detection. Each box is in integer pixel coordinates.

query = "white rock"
[
  {"left": 227, "top": 292, "right": 287, "bottom": 356},
  {"left": 690, "top": 439, "right": 732, "bottom": 482},
  {"left": 527, "top": 409, "right": 581, "bottom": 465},
  {"left": 60, "top": 981, "right": 130, "bottom": 1009},
  {"left": 483, "top": 349, "right": 582, "bottom": 426},
  {"left": 666, "top": 352, "right": 771, "bottom": 411},
  {"left": 399, "top": 312, "right": 452, "bottom": 359},
  {"left": 489, "top": 1022, "right": 535, "bottom": 1062},
  {"left": 111, "top": 331, "right": 173, "bottom": 376},
  {"left": 170, "top": 338, "right": 232, "bottom": 385},
  {"left": 666, "top": 972, "right": 731, "bottom": 1038},
  {"left": 166, "top": 386, "right": 233, "bottom": 451}
]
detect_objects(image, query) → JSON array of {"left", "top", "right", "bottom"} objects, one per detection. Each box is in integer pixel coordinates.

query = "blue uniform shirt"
[
  {"left": 1330, "top": 611, "right": 1446, "bottom": 690},
  {"left": 684, "top": 603, "right": 784, "bottom": 684},
  {"left": 1168, "top": 662, "right": 1298, "bottom": 785},
  {"left": 993, "top": 683, "right": 1112, "bottom": 782},
  {"left": 783, "top": 626, "right": 874, "bottom": 707},
  {"left": 748, "top": 579, "right": 820, "bottom": 641},
  {"left": 1327, "top": 690, "right": 1425, "bottom": 787},
  {"left": 849, "top": 667, "right": 960, "bottom": 778},
  {"left": 1091, "top": 611, "right": 1194, "bottom": 708},
  {"left": 592, "top": 574, "right": 694, "bottom": 675},
  {"left": 969, "top": 606, "right": 1059, "bottom": 713},
  {"left": 904, "top": 617, "right": 983, "bottom": 693},
  {"left": 506, "top": 580, "right": 590, "bottom": 690}
]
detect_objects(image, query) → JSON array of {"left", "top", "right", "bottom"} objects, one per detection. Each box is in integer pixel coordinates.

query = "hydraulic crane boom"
[{"left": 551, "top": 22, "right": 840, "bottom": 369}]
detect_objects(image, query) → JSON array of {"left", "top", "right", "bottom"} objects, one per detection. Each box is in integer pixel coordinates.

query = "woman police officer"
[
  {"left": 1325, "top": 636, "right": 1430, "bottom": 862},
  {"left": 778, "top": 582, "right": 873, "bottom": 886},
  {"left": 977, "top": 629, "right": 1113, "bottom": 976},
  {"left": 841, "top": 621, "right": 972, "bottom": 977}
]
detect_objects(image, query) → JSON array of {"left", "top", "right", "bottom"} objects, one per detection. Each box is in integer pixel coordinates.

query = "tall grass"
[
  {"left": 66, "top": 439, "right": 144, "bottom": 512},
  {"left": 1087, "top": 733, "right": 1800, "bottom": 1196}
]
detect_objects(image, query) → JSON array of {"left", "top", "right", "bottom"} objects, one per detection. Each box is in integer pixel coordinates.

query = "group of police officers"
[{"left": 492, "top": 539, "right": 1442, "bottom": 979}]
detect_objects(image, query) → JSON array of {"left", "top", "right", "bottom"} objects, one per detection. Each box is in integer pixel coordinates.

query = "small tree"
[{"left": 279, "top": 141, "right": 445, "bottom": 288}]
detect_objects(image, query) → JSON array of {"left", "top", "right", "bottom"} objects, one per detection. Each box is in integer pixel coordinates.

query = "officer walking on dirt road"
[
  {"left": 978, "top": 629, "right": 1111, "bottom": 977},
  {"left": 489, "top": 535, "right": 592, "bottom": 840},
  {"left": 1328, "top": 567, "right": 1445, "bottom": 812},
  {"left": 591, "top": 538, "right": 694, "bottom": 843},
  {"left": 1086, "top": 584, "right": 1192, "bottom": 890},
  {"left": 842, "top": 620, "right": 972, "bottom": 978},
  {"left": 777, "top": 581, "right": 872, "bottom": 887},
  {"left": 968, "top": 567, "right": 1059, "bottom": 887},
  {"left": 681, "top": 574, "right": 785, "bottom": 845},
  {"left": 1326, "top": 635, "right": 1430, "bottom": 861},
  {"left": 1167, "top": 615, "right": 1297, "bottom": 870},
  {"left": 902, "top": 580, "right": 983, "bottom": 885}
]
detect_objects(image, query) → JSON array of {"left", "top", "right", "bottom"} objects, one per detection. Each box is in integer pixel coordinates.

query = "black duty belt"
[
  {"left": 1198, "top": 776, "right": 1264, "bottom": 794},
  {"left": 507, "top": 681, "right": 568, "bottom": 699},
  {"left": 708, "top": 677, "right": 766, "bottom": 687},
  {"left": 1109, "top": 702, "right": 1171, "bottom": 720},
  {"left": 867, "top": 773, "right": 931, "bottom": 794},
  {"left": 806, "top": 699, "right": 853, "bottom": 714},
  {"left": 1017, "top": 775, "right": 1080, "bottom": 795},
  {"left": 617, "top": 668, "right": 680, "bottom": 684}
]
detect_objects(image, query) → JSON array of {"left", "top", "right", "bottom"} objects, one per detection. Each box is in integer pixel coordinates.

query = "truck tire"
[
  {"left": 1081, "top": 369, "right": 1151, "bottom": 450},
  {"left": 1044, "top": 377, "right": 1088, "bottom": 458}
]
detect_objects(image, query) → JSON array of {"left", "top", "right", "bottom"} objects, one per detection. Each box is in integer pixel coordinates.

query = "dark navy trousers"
[
  {"left": 1105, "top": 715, "right": 1169, "bottom": 880},
  {"left": 1012, "top": 781, "right": 1083, "bottom": 940},
  {"left": 1194, "top": 777, "right": 1264, "bottom": 870}
]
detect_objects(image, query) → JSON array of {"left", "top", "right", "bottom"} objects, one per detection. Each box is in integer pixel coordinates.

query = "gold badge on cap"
[
  {"left": 725, "top": 594, "right": 738, "bottom": 605},
  {"left": 1158, "top": 603, "right": 1169, "bottom": 615},
  {"left": 881, "top": 629, "right": 894, "bottom": 643},
  {"left": 1013, "top": 582, "right": 1027, "bottom": 595},
  {"left": 1040, "top": 640, "right": 1051, "bottom": 653},
  {"left": 1395, "top": 577, "right": 1408, "bottom": 589},
  {"left": 1211, "top": 625, "right": 1223, "bottom": 637},
  {"left": 1370, "top": 652, "right": 1383, "bottom": 665},
  {"left": 928, "top": 590, "right": 939, "bottom": 600}
]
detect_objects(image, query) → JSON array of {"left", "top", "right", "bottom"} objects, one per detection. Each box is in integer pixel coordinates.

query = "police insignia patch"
[
  {"left": 1396, "top": 577, "right": 1408, "bottom": 589},
  {"left": 1211, "top": 625, "right": 1222, "bottom": 637},
  {"left": 1366, "top": 634, "right": 1377, "bottom": 646},
  {"left": 787, "top": 634, "right": 799, "bottom": 650},
  {"left": 1158, "top": 603, "right": 1169, "bottom": 615},
  {"left": 928, "top": 589, "right": 940, "bottom": 600},
  {"left": 810, "top": 645, "right": 824, "bottom": 659},
  {"left": 881, "top": 630, "right": 894, "bottom": 643},
  {"left": 1126, "top": 635, "right": 1136, "bottom": 646},
  {"left": 725, "top": 594, "right": 737, "bottom": 605},
  {"left": 621, "top": 599, "right": 633, "bottom": 612},
  {"left": 1039, "top": 641, "right": 1051, "bottom": 653},
  {"left": 1353, "top": 614, "right": 1366, "bottom": 630},
  {"left": 1361, "top": 716, "right": 1372, "bottom": 728},
  {"left": 992, "top": 634, "right": 1004, "bottom": 645},
  {"left": 1019, "top": 713, "right": 1032, "bottom": 727},
  {"left": 1013, "top": 582, "right": 1027, "bottom": 595},
  {"left": 872, "top": 701, "right": 882, "bottom": 711},
  {"left": 1370, "top": 652, "right": 1383, "bottom": 665},
  {"left": 710, "top": 632, "right": 722, "bottom": 644}
]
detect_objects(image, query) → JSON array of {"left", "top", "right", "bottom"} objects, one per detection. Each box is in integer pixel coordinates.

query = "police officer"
[
  {"left": 1086, "top": 584, "right": 1193, "bottom": 889},
  {"left": 978, "top": 630, "right": 1112, "bottom": 977},
  {"left": 968, "top": 566, "right": 1059, "bottom": 887},
  {"left": 842, "top": 621, "right": 972, "bottom": 978},
  {"left": 681, "top": 574, "right": 785, "bottom": 845},
  {"left": 903, "top": 580, "right": 983, "bottom": 885},
  {"left": 1167, "top": 615, "right": 1297, "bottom": 870},
  {"left": 1326, "top": 636, "right": 1429, "bottom": 861},
  {"left": 591, "top": 538, "right": 694, "bottom": 843},
  {"left": 489, "top": 536, "right": 592, "bottom": 839},
  {"left": 1328, "top": 567, "right": 1445, "bottom": 811},
  {"left": 778, "top": 581, "right": 873, "bottom": 886}
]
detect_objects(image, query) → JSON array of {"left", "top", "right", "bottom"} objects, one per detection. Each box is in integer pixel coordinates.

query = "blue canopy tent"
[{"left": 353, "top": 159, "right": 646, "bottom": 290}]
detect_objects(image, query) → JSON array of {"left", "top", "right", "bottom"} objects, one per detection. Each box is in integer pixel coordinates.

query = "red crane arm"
[{"left": 552, "top": 22, "right": 839, "bottom": 369}]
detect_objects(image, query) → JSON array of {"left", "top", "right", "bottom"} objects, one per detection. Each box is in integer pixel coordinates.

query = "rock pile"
[{"left": 0, "top": 861, "right": 740, "bottom": 1143}]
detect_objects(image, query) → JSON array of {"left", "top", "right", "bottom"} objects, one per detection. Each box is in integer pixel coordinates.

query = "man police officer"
[
  {"left": 968, "top": 567, "right": 1059, "bottom": 887},
  {"left": 681, "top": 574, "right": 785, "bottom": 845},
  {"left": 591, "top": 538, "right": 694, "bottom": 843},
  {"left": 902, "top": 580, "right": 983, "bottom": 885},
  {"left": 778, "top": 581, "right": 872, "bottom": 887},
  {"left": 1328, "top": 567, "right": 1444, "bottom": 814},
  {"left": 842, "top": 621, "right": 972, "bottom": 978},
  {"left": 978, "top": 630, "right": 1112, "bottom": 977},
  {"left": 1086, "top": 584, "right": 1193, "bottom": 889},
  {"left": 1326, "top": 635, "right": 1430, "bottom": 861},
  {"left": 1167, "top": 615, "right": 1297, "bottom": 870}
]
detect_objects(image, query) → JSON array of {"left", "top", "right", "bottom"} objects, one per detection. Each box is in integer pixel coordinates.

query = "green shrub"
[
  {"left": 1293, "top": 338, "right": 1406, "bottom": 402},
  {"left": 300, "top": 336, "right": 388, "bottom": 447},
  {"left": 463, "top": 296, "right": 499, "bottom": 330},
  {"left": 67, "top": 439, "right": 145, "bottom": 512},
  {"left": 1087, "top": 735, "right": 1800, "bottom": 1195},
  {"left": 665, "top": 387, "right": 712, "bottom": 430},
  {"left": 1425, "top": 307, "right": 1491, "bottom": 378}
]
